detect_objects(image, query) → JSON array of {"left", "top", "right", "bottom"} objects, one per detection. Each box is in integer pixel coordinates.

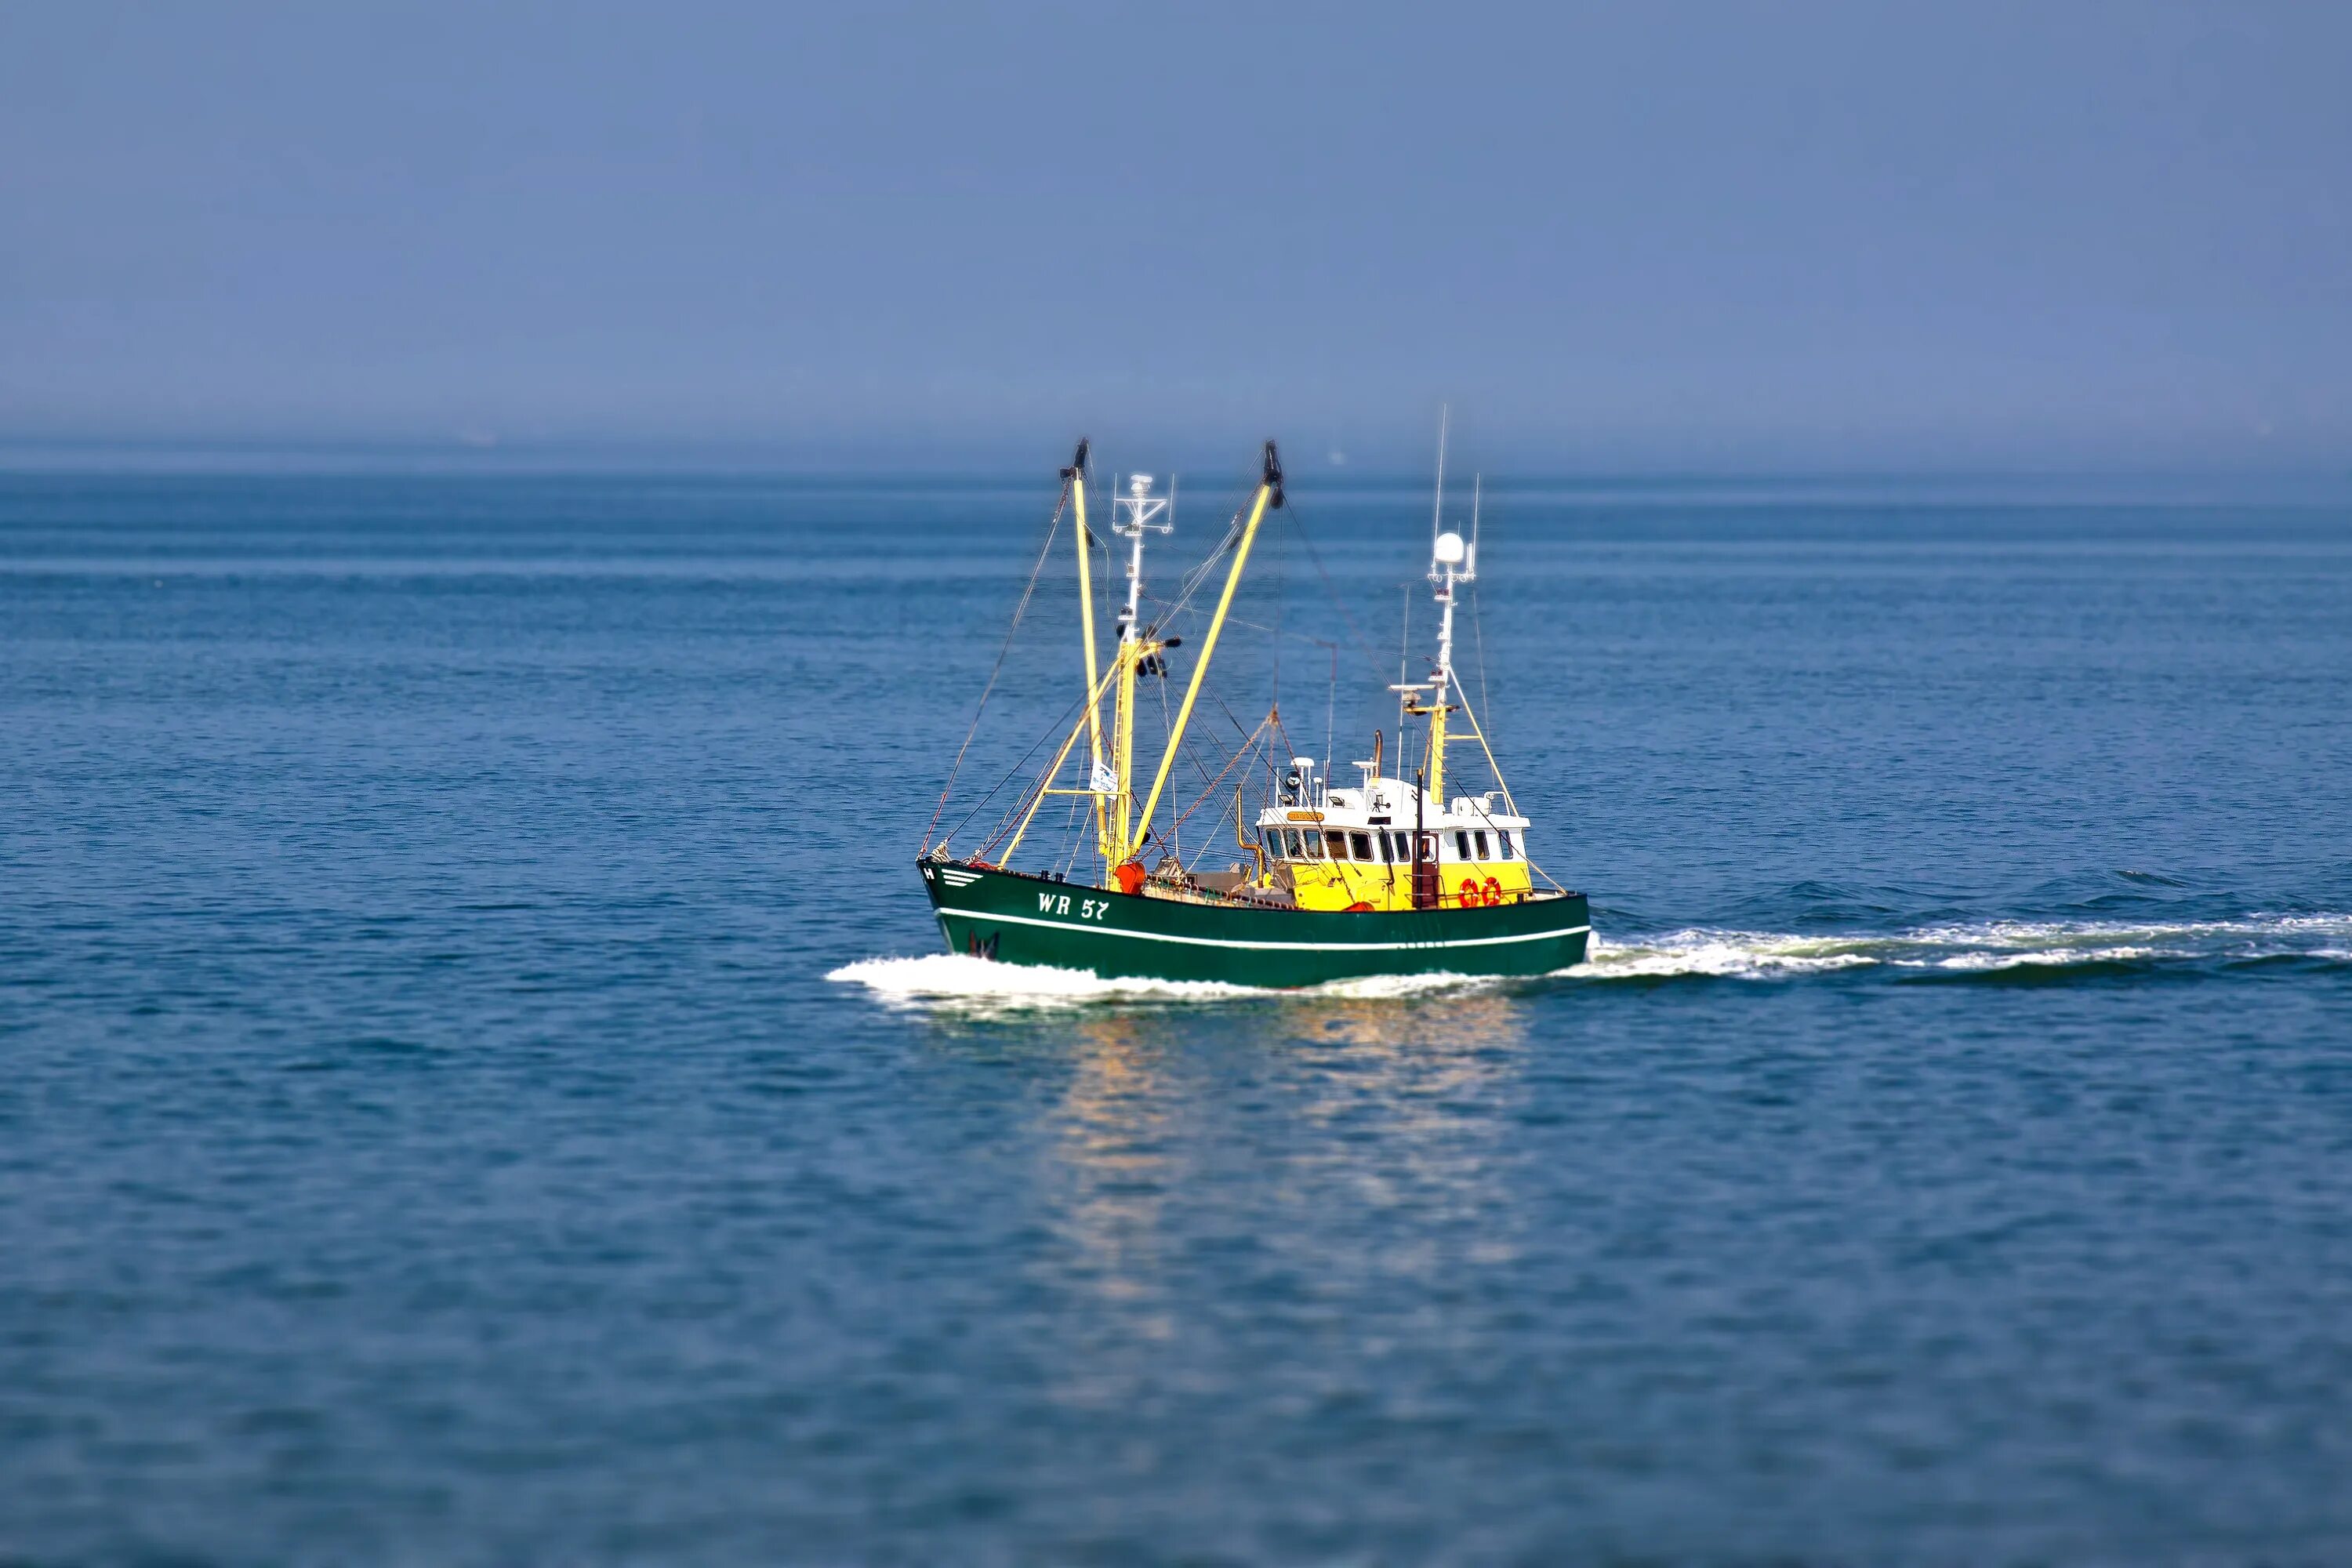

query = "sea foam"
[{"left": 831, "top": 913, "right": 2352, "bottom": 1008}]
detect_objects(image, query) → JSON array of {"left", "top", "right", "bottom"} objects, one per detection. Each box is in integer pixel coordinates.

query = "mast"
[
  {"left": 1065, "top": 439, "right": 1109, "bottom": 860},
  {"left": 1131, "top": 441, "right": 1283, "bottom": 866},
  {"left": 1105, "top": 470, "right": 1171, "bottom": 876},
  {"left": 1395, "top": 419, "right": 1473, "bottom": 808},
  {"left": 1422, "top": 522, "right": 1469, "bottom": 804}
]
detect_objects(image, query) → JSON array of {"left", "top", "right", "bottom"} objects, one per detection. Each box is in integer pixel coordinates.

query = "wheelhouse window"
[
  {"left": 1300, "top": 829, "right": 1323, "bottom": 858},
  {"left": 1349, "top": 831, "right": 1374, "bottom": 861},
  {"left": 1496, "top": 830, "right": 1515, "bottom": 860},
  {"left": 1474, "top": 830, "right": 1491, "bottom": 858},
  {"left": 1261, "top": 827, "right": 1284, "bottom": 858},
  {"left": 1454, "top": 830, "right": 1473, "bottom": 861},
  {"left": 1325, "top": 830, "right": 1350, "bottom": 860}
]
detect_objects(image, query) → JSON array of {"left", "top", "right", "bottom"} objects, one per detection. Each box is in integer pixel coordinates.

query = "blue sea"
[{"left": 4, "top": 466, "right": 2350, "bottom": 1566}]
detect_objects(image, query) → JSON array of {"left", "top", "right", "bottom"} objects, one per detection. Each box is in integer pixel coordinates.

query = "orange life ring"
[
  {"left": 1458, "top": 877, "right": 1483, "bottom": 908},
  {"left": 1483, "top": 875, "right": 1503, "bottom": 905}
]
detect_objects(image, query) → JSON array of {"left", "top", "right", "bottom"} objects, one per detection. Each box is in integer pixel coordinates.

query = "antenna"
[
  {"left": 1112, "top": 470, "right": 1174, "bottom": 646},
  {"left": 1430, "top": 402, "right": 1449, "bottom": 550},
  {"left": 1323, "top": 642, "right": 1337, "bottom": 792},
  {"left": 1397, "top": 583, "right": 1412, "bottom": 730},
  {"left": 1392, "top": 418, "right": 1482, "bottom": 810},
  {"left": 1468, "top": 474, "right": 1480, "bottom": 579}
]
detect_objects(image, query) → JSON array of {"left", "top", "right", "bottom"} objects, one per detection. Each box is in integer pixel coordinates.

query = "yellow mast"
[
  {"left": 1131, "top": 442, "right": 1283, "bottom": 862},
  {"left": 1113, "top": 633, "right": 1142, "bottom": 864},
  {"left": 1065, "top": 441, "right": 1110, "bottom": 866},
  {"left": 1425, "top": 697, "right": 1449, "bottom": 807}
]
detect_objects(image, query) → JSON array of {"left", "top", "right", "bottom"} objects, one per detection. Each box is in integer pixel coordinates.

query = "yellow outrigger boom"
[
  {"left": 1064, "top": 440, "right": 1111, "bottom": 862},
  {"left": 1131, "top": 441, "right": 1283, "bottom": 863}
]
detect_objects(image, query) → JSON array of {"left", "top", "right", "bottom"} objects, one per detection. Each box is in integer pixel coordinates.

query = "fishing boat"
[{"left": 917, "top": 433, "right": 1589, "bottom": 987}]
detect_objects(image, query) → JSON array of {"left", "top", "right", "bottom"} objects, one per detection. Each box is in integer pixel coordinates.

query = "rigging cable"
[
  {"left": 1168, "top": 697, "right": 1269, "bottom": 833},
  {"left": 1470, "top": 579, "right": 1494, "bottom": 743},
  {"left": 921, "top": 478, "right": 1071, "bottom": 852},
  {"left": 1276, "top": 496, "right": 1394, "bottom": 687},
  {"left": 1170, "top": 710, "right": 1276, "bottom": 835},
  {"left": 951, "top": 683, "right": 1090, "bottom": 855}
]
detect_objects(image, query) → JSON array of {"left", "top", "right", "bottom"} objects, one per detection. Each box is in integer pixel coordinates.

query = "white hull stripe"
[{"left": 935, "top": 906, "right": 1590, "bottom": 953}]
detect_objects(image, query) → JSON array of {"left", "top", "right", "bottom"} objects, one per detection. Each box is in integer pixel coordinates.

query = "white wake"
[
  {"left": 829, "top": 913, "right": 2352, "bottom": 1010},
  {"left": 1579, "top": 914, "right": 2352, "bottom": 982},
  {"left": 823, "top": 953, "right": 1512, "bottom": 1014}
]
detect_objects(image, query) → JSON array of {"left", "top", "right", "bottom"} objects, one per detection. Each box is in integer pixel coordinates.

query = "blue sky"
[{"left": 2, "top": 2, "right": 2346, "bottom": 469}]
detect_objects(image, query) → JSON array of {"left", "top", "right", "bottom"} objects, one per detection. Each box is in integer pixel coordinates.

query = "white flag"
[{"left": 1090, "top": 759, "right": 1118, "bottom": 795}]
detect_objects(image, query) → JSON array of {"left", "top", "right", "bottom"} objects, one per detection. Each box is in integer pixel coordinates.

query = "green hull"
[{"left": 920, "top": 859, "right": 1590, "bottom": 987}]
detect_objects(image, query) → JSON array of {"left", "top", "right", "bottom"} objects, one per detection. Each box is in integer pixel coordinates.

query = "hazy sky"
[{"left": 3, "top": 2, "right": 2347, "bottom": 469}]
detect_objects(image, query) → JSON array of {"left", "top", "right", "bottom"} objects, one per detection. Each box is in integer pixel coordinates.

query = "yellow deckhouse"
[
  {"left": 1249, "top": 463, "right": 1534, "bottom": 913},
  {"left": 1257, "top": 769, "right": 1535, "bottom": 913}
]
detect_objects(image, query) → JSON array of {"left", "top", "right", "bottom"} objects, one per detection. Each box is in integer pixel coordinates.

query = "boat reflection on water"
[
  {"left": 1035, "top": 1011, "right": 1184, "bottom": 1381},
  {"left": 1011, "top": 986, "right": 1543, "bottom": 1149},
  {"left": 1275, "top": 987, "right": 1530, "bottom": 1058},
  {"left": 906, "top": 987, "right": 1543, "bottom": 1413},
  {"left": 1073, "top": 986, "right": 1527, "bottom": 1205}
]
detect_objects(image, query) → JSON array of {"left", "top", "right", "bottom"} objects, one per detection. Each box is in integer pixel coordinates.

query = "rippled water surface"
[{"left": 5, "top": 469, "right": 2350, "bottom": 1565}]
